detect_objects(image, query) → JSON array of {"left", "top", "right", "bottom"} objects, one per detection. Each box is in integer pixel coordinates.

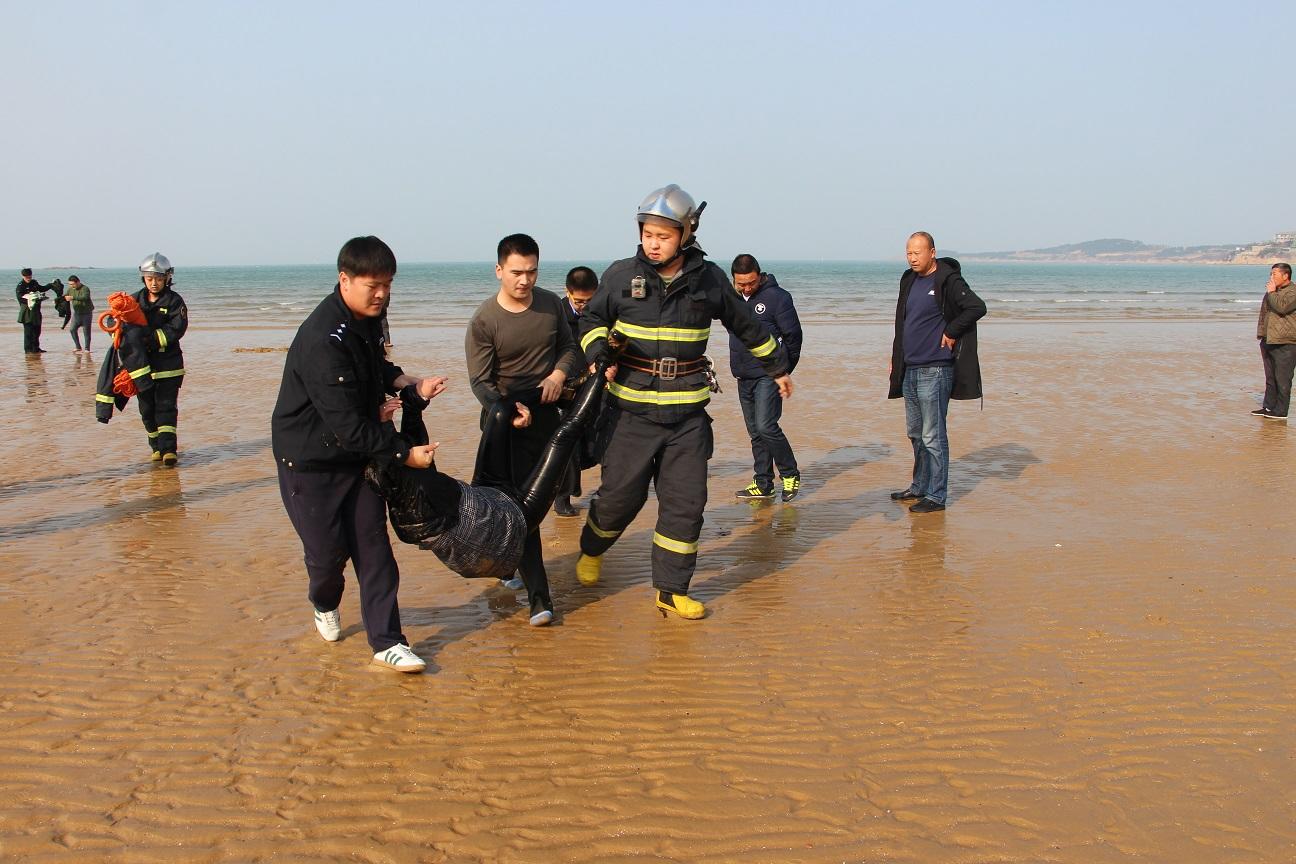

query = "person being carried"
[
  {"left": 366, "top": 335, "right": 625, "bottom": 589},
  {"left": 464, "top": 233, "right": 581, "bottom": 625},
  {"left": 728, "top": 254, "right": 804, "bottom": 503},
  {"left": 272, "top": 235, "right": 447, "bottom": 674}
]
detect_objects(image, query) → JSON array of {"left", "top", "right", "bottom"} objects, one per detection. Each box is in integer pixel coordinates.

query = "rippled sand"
[{"left": 1, "top": 320, "right": 1293, "bottom": 862}]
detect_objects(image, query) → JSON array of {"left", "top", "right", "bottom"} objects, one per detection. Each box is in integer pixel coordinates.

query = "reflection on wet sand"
[{"left": 0, "top": 322, "right": 1294, "bottom": 862}]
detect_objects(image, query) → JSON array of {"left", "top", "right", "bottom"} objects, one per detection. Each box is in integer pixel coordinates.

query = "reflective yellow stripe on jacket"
[
  {"left": 156, "top": 329, "right": 168, "bottom": 351},
  {"left": 607, "top": 381, "right": 711, "bottom": 406},
  {"left": 151, "top": 368, "right": 185, "bottom": 379},
  {"left": 129, "top": 365, "right": 153, "bottom": 380},
  {"left": 581, "top": 326, "right": 608, "bottom": 352},
  {"left": 614, "top": 321, "right": 710, "bottom": 343}
]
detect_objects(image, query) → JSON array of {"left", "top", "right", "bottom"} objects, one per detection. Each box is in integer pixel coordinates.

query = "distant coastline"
[{"left": 959, "top": 237, "right": 1294, "bottom": 266}]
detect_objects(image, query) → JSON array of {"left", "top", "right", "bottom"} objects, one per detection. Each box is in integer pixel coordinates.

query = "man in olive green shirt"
[{"left": 464, "top": 233, "right": 581, "bottom": 624}]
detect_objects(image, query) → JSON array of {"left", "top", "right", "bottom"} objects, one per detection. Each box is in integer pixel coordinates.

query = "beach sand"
[{"left": 1, "top": 319, "right": 1293, "bottom": 863}]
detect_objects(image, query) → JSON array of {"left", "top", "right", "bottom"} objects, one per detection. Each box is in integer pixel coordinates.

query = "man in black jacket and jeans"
[
  {"left": 887, "top": 232, "right": 986, "bottom": 513},
  {"left": 729, "top": 254, "right": 804, "bottom": 503},
  {"left": 272, "top": 236, "right": 447, "bottom": 673}
]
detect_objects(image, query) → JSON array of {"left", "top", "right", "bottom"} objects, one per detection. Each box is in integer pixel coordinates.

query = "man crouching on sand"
[{"left": 272, "top": 236, "right": 447, "bottom": 673}]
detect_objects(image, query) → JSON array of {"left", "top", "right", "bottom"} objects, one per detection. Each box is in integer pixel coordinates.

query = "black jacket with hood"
[
  {"left": 888, "top": 257, "right": 986, "bottom": 401},
  {"left": 728, "top": 273, "right": 802, "bottom": 379}
]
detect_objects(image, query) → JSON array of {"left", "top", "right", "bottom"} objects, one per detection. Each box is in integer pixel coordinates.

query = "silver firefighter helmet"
[
  {"left": 139, "top": 252, "right": 174, "bottom": 276},
  {"left": 636, "top": 184, "right": 705, "bottom": 245}
]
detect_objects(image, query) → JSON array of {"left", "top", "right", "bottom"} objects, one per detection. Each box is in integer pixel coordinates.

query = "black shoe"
[
  {"left": 553, "top": 497, "right": 578, "bottom": 517},
  {"left": 890, "top": 489, "right": 921, "bottom": 500},
  {"left": 1251, "top": 407, "right": 1271, "bottom": 416},
  {"left": 735, "top": 482, "right": 775, "bottom": 501},
  {"left": 910, "top": 498, "right": 946, "bottom": 513},
  {"left": 1264, "top": 411, "right": 1288, "bottom": 421}
]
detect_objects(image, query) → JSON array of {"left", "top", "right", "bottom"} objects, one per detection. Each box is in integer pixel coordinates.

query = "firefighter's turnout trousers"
[
  {"left": 580, "top": 408, "right": 712, "bottom": 595},
  {"left": 139, "top": 374, "right": 183, "bottom": 455}
]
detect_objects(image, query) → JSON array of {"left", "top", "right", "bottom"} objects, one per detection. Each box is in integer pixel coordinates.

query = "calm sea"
[{"left": 24, "top": 260, "right": 1274, "bottom": 329}]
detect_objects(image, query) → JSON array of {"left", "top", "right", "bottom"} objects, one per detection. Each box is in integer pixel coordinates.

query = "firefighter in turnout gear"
[
  {"left": 133, "top": 253, "right": 188, "bottom": 466},
  {"left": 576, "top": 184, "right": 794, "bottom": 619}
]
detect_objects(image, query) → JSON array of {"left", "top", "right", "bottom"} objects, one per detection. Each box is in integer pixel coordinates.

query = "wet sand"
[{"left": 1, "top": 319, "right": 1293, "bottom": 863}]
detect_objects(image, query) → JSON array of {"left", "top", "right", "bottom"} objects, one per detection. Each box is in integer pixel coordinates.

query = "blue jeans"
[
  {"left": 902, "top": 364, "right": 954, "bottom": 506},
  {"left": 738, "top": 376, "right": 798, "bottom": 491}
]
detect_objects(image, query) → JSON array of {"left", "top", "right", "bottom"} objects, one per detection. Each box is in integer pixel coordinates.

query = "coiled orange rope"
[{"left": 98, "top": 292, "right": 150, "bottom": 397}]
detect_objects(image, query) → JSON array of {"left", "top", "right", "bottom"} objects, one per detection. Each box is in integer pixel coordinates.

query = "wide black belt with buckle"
[{"left": 618, "top": 353, "right": 707, "bottom": 381}]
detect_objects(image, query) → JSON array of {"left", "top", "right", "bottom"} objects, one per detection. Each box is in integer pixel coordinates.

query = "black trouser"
[
  {"left": 137, "top": 374, "right": 183, "bottom": 454},
  {"left": 737, "top": 376, "right": 798, "bottom": 491},
  {"left": 277, "top": 462, "right": 406, "bottom": 652},
  {"left": 480, "top": 401, "right": 559, "bottom": 615},
  {"left": 22, "top": 315, "right": 42, "bottom": 353},
  {"left": 579, "top": 409, "right": 712, "bottom": 595},
  {"left": 1261, "top": 340, "right": 1296, "bottom": 416}
]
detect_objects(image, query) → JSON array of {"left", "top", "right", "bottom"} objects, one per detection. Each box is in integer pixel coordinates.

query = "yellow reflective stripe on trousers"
[
  {"left": 129, "top": 365, "right": 153, "bottom": 379},
  {"left": 157, "top": 425, "right": 177, "bottom": 434},
  {"left": 607, "top": 381, "right": 711, "bottom": 405},
  {"left": 749, "top": 335, "right": 777, "bottom": 358},
  {"left": 585, "top": 515, "right": 621, "bottom": 539},
  {"left": 147, "top": 430, "right": 160, "bottom": 438},
  {"left": 581, "top": 327, "right": 608, "bottom": 351},
  {"left": 151, "top": 368, "right": 185, "bottom": 379},
  {"left": 95, "top": 393, "right": 115, "bottom": 403},
  {"left": 614, "top": 320, "right": 710, "bottom": 342},
  {"left": 653, "top": 532, "right": 699, "bottom": 555},
  {"left": 156, "top": 329, "right": 167, "bottom": 351}
]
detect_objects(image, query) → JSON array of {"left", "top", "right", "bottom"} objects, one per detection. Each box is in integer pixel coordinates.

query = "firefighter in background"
[
  {"left": 576, "top": 185, "right": 794, "bottom": 619},
  {"left": 133, "top": 253, "right": 188, "bottom": 466}
]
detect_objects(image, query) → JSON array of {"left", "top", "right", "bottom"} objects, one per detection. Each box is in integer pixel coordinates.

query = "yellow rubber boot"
[
  {"left": 576, "top": 554, "right": 602, "bottom": 586},
  {"left": 150, "top": 451, "right": 163, "bottom": 462},
  {"left": 655, "top": 591, "right": 705, "bottom": 620}
]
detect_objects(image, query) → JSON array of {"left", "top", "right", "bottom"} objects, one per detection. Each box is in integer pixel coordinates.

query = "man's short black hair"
[
  {"left": 565, "top": 266, "right": 598, "bottom": 293},
  {"left": 910, "top": 231, "right": 936, "bottom": 250},
  {"left": 731, "top": 254, "right": 761, "bottom": 276},
  {"left": 68, "top": 275, "right": 80, "bottom": 283},
  {"left": 497, "top": 233, "right": 539, "bottom": 264},
  {"left": 337, "top": 236, "right": 397, "bottom": 278},
  {"left": 20, "top": 268, "right": 32, "bottom": 278},
  {"left": 1274, "top": 263, "right": 1293, "bottom": 279}
]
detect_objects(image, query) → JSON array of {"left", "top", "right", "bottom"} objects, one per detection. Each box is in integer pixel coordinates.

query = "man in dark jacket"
[
  {"left": 553, "top": 265, "right": 599, "bottom": 517},
  {"left": 272, "top": 236, "right": 447, "bottom": 673},
  {"left": 16, "top": 268, "right": 53, "bottom": 354},
  {"left": 729, "top": 254, "right": 804, "bottom": 503},
  {"left": 576, "top": 184, "right": 792, "bottom": 620},
  {"left": 887, "top": 232, "right": 986, "bottom": 513}
]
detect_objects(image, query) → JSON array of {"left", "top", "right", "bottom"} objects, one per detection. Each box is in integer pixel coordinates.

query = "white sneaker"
[
  {"left": 313, "top": 607, "right": 341, "bottom": 642},
  {"left": 529, "top": 609, "right": 554, "bottom": 627},
  {"left": 373, "top": 644, "right": 426, "bottom": 673},
  {"left": 499, "top": 575, "right": 525, "bottom": 591}
]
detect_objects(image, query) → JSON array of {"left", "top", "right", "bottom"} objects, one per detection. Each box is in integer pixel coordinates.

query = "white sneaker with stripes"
[
  {"left": 313, "top": 608, "right": 341, "bottom": 642},
  {"left": 372, "top": 644, "right": 426, "bottom": 673}
]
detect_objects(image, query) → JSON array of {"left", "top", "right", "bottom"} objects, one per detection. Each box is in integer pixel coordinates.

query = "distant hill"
[{"left": 961, "top": 237, "right": 1291, "bottom": 265}]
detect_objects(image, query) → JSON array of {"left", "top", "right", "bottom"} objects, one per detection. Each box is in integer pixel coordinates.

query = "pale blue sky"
[{"left": 5, "top": 0, "right": 1292, "bottom": 266}]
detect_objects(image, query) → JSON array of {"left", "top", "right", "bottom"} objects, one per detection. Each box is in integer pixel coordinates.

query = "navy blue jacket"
[{"left": 728, "top": 273, "right": 802, "bottom": 379}]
